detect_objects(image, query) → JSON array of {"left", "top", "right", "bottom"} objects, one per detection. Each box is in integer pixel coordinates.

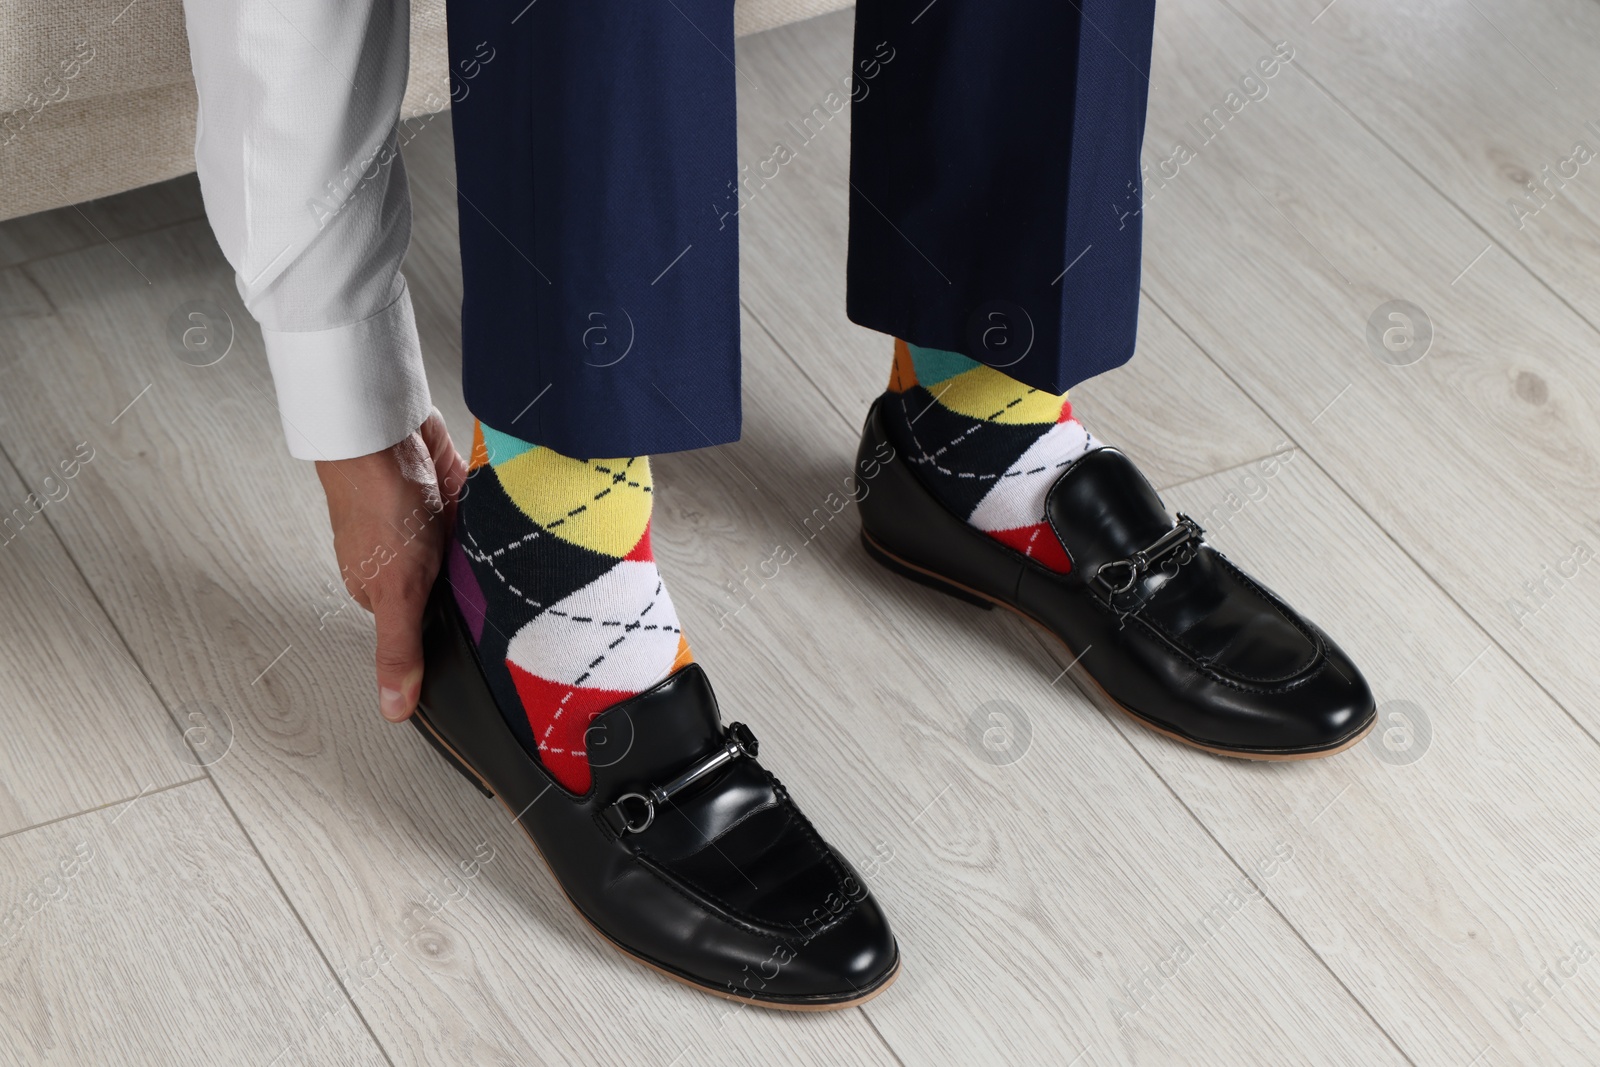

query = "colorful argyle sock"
[
  {"left": 883, "top": 338, "right": 1098, "bottom": 574},
  {"left": 445, "top": 421, "right": 693, "bottom": 793}
]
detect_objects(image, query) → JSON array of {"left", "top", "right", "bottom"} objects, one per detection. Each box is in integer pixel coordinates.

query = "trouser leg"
[
  {"left": 445, "top": 0, "right": 741, "bottom": 456},
  {"left": 846, "top": 0, "right": 1158, "bottom": 393}
]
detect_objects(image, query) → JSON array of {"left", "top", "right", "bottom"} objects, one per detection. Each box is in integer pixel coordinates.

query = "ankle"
[
  {"left": 448, "top": 421, "right": 692, "bottom": 793},
  {"left": 881, "top": 339, "right": 1095, "bottom": 574}
]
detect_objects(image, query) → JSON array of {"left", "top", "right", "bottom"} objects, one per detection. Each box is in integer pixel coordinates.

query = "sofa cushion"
[{"left": 0, "top": 0, "right": 851, "bottom": 223}]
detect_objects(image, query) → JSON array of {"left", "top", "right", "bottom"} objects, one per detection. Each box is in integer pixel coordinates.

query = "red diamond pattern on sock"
[
  {"left": 623, "top": 521, "right": 654, "bottom": 562},
  {"left": 885, "top": 340, "right": 1098, "bottom": 577},
  {"left": 506, "top": 667, "right": 635, "bottom": 793},
  {"left": 502, "top": 559, "right": 688, "bottom": 794},
  {"left": 987, "top": 523, "right": 1072, "bottom": 574},
  {"left": 459, "top": 433, "right": 696, "bottom": 796}
]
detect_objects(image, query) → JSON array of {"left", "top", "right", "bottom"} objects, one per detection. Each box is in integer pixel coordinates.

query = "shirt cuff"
[{"left": 259, "top": 278, "right": 434, "bottom": 461}]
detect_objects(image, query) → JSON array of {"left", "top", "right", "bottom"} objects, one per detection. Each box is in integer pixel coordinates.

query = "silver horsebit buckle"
[
  {"left": 1093, "top": 513, "right": 1206, "bottom": 598},
  {"left": 607, "top": 722, "right": 759, "bottom": 835}
]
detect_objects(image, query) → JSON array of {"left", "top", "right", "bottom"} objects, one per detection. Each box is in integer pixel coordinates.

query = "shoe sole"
[
  {"left": 860, "top": 528, "right": 1375, "bottom": 762},
  {"left": 407, "top": 705, "right": 902, "bottom": 1011}
]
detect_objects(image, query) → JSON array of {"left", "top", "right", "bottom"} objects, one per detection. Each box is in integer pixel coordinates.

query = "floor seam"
[
  {"left": 0, "top": 398, "right": 400, "bottom": 1066},
  {"left": 0, "top": 775, "right": 206, "bottom": 845}
]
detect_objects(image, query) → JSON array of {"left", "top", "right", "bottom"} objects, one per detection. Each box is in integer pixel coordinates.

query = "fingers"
[
  {"left": 317, "top": 411, "right": 464, "bottom": 726},
  {"left": 420, "top": 408, "right": 469, "bottom": 519},
  {"left": 372, "top": 579, "right": 429, "bottom": 722}
]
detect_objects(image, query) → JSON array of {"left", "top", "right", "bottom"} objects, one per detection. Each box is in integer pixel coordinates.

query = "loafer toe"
[
  {"left": 856, "top": 397, "right": 1376, "bottom": 760},
  {"left": 1295, "top": 639, "right": 1376, "bottom": 749},
  {"left": 415, "top": 579, "right": 900, "bottom": 1008},
  {"left": 767, "top": 871, "right": 900, "bottom": 1000}
]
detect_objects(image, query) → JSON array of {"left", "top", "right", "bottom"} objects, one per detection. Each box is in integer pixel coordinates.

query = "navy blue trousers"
[{"left": 445, "top": 0, "right": 1156, "bottom": 458}]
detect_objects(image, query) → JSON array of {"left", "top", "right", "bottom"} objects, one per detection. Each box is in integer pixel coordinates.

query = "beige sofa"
[{"left": 0, "top": 0, "right": 848, "bottom": 223}]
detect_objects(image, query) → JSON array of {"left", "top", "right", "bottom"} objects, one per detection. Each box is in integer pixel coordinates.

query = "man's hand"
[{"left": 316, "top": 409, "right": 469, "bottom": 723}]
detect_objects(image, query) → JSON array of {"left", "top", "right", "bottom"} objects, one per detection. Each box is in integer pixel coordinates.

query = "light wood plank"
[
  {"left": 0, "top": 780, "right": 386, "bottom": 1066},
  {"left": 1138, "top": 0, "right": 1600, "bottom": 734},
  {"left": 1038, "top": 0, "right": 1600, "bottom": 1061},
  {"left": 1142, "top": 451, "right": 1600, "bottom": 1066},
  {"left": 0, "top": 277, "right": 192, "bottom": 833},
  {"left": 732, "top": 12, "right": 1290, "bottom": 491},
  {"left": 656, "top": 316, "right": 1406, "bottom": 1067},
  {"left": 0, "top": 218, "right": 898, "bottom": 1067},
  {"left": 1224, "top": 0, "right": 1600, "bottom": 330},
  {"left": 0, "top": 173, "right": 205, "bottom": 271},
  {"left": 0, "top": 109, "right": 1401, "bottom": 1067},
  {"left": 24, "top": 7, "right": 1600, "bottom": 1063},
  {"left": 409, "top": 97, "right": 1401, "bottom": 1061}
]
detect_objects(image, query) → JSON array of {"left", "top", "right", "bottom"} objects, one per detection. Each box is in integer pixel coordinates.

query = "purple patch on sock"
[{"left": 447, "top": 539, "right": 488, "bottom": 645}]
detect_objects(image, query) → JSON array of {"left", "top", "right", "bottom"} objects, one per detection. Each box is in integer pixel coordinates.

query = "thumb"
[{"left": 373, "top": 587, "right": 427, "bottom": 723}]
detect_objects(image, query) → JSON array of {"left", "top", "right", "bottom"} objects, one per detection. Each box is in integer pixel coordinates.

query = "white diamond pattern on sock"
[
  {"left": 504, "top": 560, "right": 684, "bottom": 691},
  {"left": 966, "top": 419, "right": 1097, "bottom": 533}
]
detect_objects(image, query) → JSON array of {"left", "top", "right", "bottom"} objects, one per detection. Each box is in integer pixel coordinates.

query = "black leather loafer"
[
  {"left": 856, "top": 398, "right": 1375, "bottom": 759},
  {"left": 413, "top": 578, "right": 900, "bottom": 1008}
]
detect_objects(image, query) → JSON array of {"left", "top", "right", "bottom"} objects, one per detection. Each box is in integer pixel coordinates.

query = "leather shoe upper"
[
  {"left": 418, "top": 581, "right": 899, "bottom": 1005},
  {"left": 857, "top": 398, "right": 1374, "bottom": 755}
]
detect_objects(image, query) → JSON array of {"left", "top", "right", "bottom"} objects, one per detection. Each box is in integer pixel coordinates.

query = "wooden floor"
[{"left": 4, "top": 1, "right": 1600, "bottom": 1063}]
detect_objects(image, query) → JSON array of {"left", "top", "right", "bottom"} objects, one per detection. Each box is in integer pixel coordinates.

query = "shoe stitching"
[
  {"left": 633, "top": 852, "right": 856, "bottom": 942},
  {"left": 1078, "top": 596, "right": 1326, "bottom": 696}
]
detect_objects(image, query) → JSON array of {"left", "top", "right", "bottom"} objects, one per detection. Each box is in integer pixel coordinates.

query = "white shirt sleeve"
[{"left": 180, "top": 0, "right": 434, "bottom": 461}]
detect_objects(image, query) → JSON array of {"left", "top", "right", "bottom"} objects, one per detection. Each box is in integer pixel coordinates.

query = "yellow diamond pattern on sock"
[
  {"left": 893, "top": 340, "right": 1069, "bottom": 425},
  {"left": 493, "top": 449, "right": 653, "bottom": 558},
  {"left": 931, "top": 364, "right": 1066, "bottom": 425}
]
